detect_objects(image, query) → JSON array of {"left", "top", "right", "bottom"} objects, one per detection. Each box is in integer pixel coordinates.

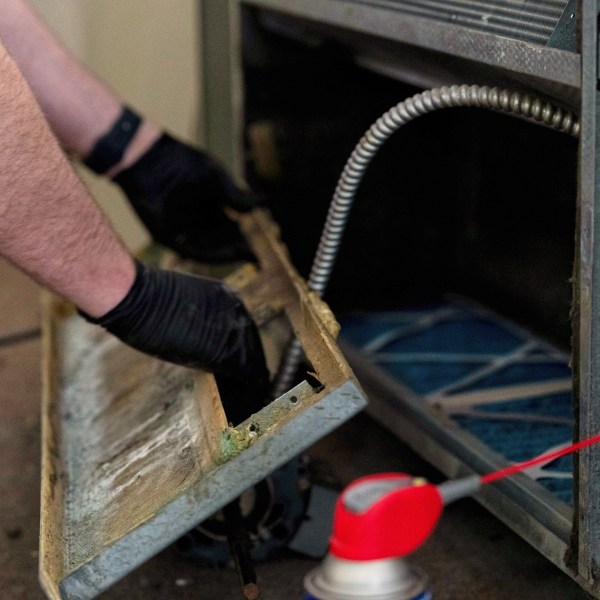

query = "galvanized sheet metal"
[
  {"left": 244, "top": 0, "right": 580, "bottom": 89},
  {"left": 40, "top": 211, "right": 368, "bottom": 599},
  {"left": 336, "top": 0, "right": 569, "bottom": 45}
]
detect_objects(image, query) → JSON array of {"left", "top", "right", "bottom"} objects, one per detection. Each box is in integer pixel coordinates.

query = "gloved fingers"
[
  {"left": 162, "top": 183, "right": 257, "bottom": 264},
  {"left": 223, "top": 186, "right": 265, "bottom": 213},
  {"left": 114, "top": 134, "right": 261, "bottom": 263},
  {"left": 169, "top": 234, "right": 256, "bottom": 265},
  {"left": 79, "top": 263, "right": 270, "bottom": 396}
]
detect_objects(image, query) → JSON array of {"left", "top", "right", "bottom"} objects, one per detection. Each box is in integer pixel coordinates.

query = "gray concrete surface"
[{"left": 0, "top": 257, "right": 592, "bottom": 599}]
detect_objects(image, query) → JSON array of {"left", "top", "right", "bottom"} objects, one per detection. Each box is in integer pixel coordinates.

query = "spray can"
[
  {"left": 303, "top": 473, "right": 444, "bottom": 599},
  {"left": 304, "top": 554, "right": 430, "bottom": 599}
]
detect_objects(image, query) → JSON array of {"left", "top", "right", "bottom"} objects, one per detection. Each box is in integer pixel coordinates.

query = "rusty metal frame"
[{"left": 39, "top": 209, "right": 367, "bottom": 600}]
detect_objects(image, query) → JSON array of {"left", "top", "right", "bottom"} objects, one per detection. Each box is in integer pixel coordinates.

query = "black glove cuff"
[
  {"left": 77, "top": 260, "right": 144, "bottom": 326},
  {"left": 114, "top": 133, "right": 260, "bottom": 213},
  {"left": 112, "top": 133, "right": 182, "bottom": 200},
  {"left": 84, "top": 107, "right": 142, "bottom": 174}
]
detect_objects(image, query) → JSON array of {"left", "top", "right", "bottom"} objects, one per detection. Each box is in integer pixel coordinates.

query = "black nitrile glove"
[
  {"left": 80, "top": 261, "right": 269, "bottom": 419},
  {"left": 114, "top": 134, "right": 259, "bottom": 264}
]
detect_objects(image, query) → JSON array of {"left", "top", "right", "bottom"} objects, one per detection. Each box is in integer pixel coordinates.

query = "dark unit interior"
[{"left": 243, "top": 15, "right": 578, "bottom": 348}]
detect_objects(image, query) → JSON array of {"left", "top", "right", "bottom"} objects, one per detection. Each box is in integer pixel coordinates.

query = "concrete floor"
[{"left": 0, "top": 257, "right": 593, "bottom": 600}]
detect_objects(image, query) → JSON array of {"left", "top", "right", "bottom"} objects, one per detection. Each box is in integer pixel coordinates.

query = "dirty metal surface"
[
  {"left": 39, "top": 210, "right": 367, "bottom": 600},
  {"left": 574, "top": 0, "right": 600, "bottom": 589},
  {"left": 242, "top": 0, "right": 580, "bottom": 89}
]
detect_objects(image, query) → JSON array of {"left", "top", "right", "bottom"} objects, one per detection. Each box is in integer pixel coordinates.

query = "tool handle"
[{"left": 330, "top": 473, "right": 443, "bottom": 561}]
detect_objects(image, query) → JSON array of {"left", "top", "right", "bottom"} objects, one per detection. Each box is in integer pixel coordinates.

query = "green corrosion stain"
[{"left": 218, "top": 427, "right": 256, "bottom": 463}]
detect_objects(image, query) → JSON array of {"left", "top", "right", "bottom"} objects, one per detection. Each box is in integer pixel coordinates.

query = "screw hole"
[
  {"left": 290, "top": 395, "right": 298, "bottom": 404},
  {"left": 248, "top": 423, "right": 258, "bottom": 433}
]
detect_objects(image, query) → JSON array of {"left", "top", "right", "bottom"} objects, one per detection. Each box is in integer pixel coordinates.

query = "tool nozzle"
[{"left": 436, "top": 475, "right": 481, "bottom": 505}]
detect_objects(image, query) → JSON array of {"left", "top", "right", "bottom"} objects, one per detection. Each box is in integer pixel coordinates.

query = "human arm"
[
  {"left": 0, "top": 0, "right": 160, "bottom": 171},
  {"left": 0, "top": 38, "right": 135, "bottom": 317},
  {"left": 0, "top": 0, "right": 257, "bottom": 263},
  {"left": 0, "top": 40, "right": 268, "bottom": 400}
]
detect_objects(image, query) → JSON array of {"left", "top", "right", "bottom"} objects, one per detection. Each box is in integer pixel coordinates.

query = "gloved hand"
[
  {"left": 79, "top": 261, "right": 269, "bottom": 418},
  {"left": 114, "top": 134, "right": 259, "bottom": 264}
]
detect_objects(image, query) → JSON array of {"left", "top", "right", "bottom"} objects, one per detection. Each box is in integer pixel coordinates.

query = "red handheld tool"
[{"left": 329, "top": 433, "right": 600, "bottom": 561}]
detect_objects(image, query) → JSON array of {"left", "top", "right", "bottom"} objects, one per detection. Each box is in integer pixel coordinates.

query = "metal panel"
[
  {"left": 574, "top": 0, "right": 600, "bottom": 588},
  {"left": 200, "top": 1, "right": 245, "bottom": 178},
  {"left": 39, "top": 210, "right": 368, "bottom": 599},
  {"left": 333, "top": 0, "right": 569, "bottom": 46},
  {"left": 548, "top": 0, "right": 578, "bottom": 51},
  {"left": 242, "top": 0, "right": 580, "bottom": 88}
]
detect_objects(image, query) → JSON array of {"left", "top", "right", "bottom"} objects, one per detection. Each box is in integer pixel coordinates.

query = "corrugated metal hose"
[{"left": 271, "top": 84, "right": 580, "bottom": 398}]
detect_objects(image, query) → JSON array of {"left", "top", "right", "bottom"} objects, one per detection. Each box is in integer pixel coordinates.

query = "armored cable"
[{"left": 272, "top": 84, "right": 579, "bottom": 398}]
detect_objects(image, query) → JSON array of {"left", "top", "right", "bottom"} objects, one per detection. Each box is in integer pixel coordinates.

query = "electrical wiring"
[{"left": 272, "top": 84, "right": 579, "bottom": 398}]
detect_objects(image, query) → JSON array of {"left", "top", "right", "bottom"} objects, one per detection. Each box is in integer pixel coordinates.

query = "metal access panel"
[{"left": 39, "top": 209, "right": 367, "bottom": 600}]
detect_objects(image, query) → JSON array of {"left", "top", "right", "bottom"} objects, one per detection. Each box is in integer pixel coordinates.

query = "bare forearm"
[
  {"left": 0, "top": 46, "right": 135, "bottom": 317},
  {"left": 0, "top": 0, "right": 159, "bottom": 171}
]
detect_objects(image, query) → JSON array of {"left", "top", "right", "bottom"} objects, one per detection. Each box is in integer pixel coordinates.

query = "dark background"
[{"left": 243, "top": 23, "right": 577, "bottom": 348}]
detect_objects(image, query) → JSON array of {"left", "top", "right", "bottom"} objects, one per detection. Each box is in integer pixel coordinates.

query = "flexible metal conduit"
[{"left": 271, "top": 84, "right": 579, "bottom": 398}]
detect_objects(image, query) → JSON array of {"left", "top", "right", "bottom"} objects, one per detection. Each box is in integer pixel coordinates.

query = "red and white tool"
[{"left": 331, "top": 432, "right": 600, "bottom": 561}]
